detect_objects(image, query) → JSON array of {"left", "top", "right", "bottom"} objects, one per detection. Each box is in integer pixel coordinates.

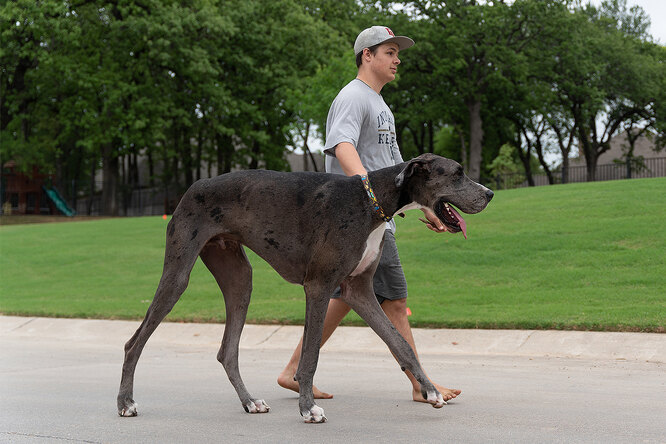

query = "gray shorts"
[{"left": 331, "top": 229, "right": 408, "bottom": 304}]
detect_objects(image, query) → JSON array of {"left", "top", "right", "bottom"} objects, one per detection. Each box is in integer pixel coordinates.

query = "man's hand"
[{"left": 419, "top": 208, "right": 448, "bottom": 233}]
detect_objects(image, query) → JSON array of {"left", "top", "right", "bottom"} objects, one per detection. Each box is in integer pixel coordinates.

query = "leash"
[{"left": 360, "top": 175, "right": 392, "bottom": 222}]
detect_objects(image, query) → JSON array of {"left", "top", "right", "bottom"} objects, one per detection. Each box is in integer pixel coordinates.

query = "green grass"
[{"left": 1, "top": 178, "right": 664, "bottom": 331}]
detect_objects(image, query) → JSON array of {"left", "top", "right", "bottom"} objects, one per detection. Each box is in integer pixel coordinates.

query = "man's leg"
[
  {"left": 381, "top": 297, "right": 461, "bottom": 402},
  {"left": 277, "top": 297, "right": 351, "bottom": 398}
]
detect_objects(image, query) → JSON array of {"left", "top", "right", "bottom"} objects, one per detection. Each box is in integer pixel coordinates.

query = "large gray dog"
[{"left": 117, "top": 153, "right": 493, "bottom": 423}]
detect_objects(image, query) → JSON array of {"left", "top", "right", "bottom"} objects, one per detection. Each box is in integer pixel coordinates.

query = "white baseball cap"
[{"left": 354, "top": 26, "right": 415, "bottom": 57}]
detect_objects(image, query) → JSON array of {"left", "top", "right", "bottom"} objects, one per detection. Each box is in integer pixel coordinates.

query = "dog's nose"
[{"left": 486, "top": 190, "right": 494, "bottom": 202}]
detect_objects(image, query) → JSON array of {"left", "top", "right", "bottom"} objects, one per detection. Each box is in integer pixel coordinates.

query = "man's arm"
[{"left": 334, "top": 142, "right": 368, "bottom": 177}]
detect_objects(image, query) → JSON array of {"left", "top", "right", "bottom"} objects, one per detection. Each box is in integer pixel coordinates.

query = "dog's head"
[{"left": 395, "top": 153, "right": 493, "bottom": 236}]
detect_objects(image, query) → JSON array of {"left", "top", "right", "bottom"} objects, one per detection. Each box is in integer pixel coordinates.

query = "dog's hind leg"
[
  {"left": 199, "top": 239, "right": 269, "bottom": 414},
  {"left": 340, "top": 274, "right": 446, "bottom": 409},
  {"left": 117, "top": 216, "right": 205, "bottom": 417}
]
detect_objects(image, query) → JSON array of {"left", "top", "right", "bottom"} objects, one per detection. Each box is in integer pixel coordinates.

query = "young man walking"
[{"left": 277, "top": 26, "right": 461, "bottom": 403}]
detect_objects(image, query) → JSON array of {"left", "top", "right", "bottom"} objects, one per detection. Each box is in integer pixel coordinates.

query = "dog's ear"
[{"left": 395, "top": 156, "right": 431, "bottom": 188}]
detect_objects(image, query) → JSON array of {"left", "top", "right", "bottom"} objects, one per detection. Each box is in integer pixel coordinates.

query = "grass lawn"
[{"left": 1, "top": 177, "right": 664, "bottom": 332}]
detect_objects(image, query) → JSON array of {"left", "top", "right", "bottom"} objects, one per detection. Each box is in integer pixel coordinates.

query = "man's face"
[{"left": 367, "top": 42, "right": 401, "bottom": 83}]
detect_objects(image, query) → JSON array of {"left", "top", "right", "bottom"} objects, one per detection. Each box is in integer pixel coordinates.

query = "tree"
[
  {"left": 488, "top": 143, "right": 524, "bottom": 189},
  {"left": 400, "top": 0, "right": 555, "bottom": 182},
  {"left": 549, "top": 111, "right": 578, "bottom": 184},
  {"left": 2, "top": 0, "right": 346, "bottom": 215},
  {"left": 546, "top": 2, "right": 661, "bottom": 181},
  {"left": 286, "top": 49, "right": 356, "bottom": 171},
  {"left": 1, "top": 0, "right": 70, "bottom": 171}
]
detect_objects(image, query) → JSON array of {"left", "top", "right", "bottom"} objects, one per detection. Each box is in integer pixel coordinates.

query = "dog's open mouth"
[{"left": 435, "top": 200, "right": 467, "bottom": 239}]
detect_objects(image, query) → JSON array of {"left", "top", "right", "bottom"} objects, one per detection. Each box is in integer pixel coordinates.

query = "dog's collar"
[{"left": 360, "top": 175, "right": 392, "bottom": 222}]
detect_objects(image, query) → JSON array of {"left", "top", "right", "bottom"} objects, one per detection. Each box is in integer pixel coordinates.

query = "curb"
[{"left": 1, "top": 315, "right": 664, "bottom": 363}]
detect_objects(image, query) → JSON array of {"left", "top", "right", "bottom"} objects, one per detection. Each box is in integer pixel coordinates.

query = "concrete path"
[{"left": 1, "top": 316, "right": 664, "bottom": 443}]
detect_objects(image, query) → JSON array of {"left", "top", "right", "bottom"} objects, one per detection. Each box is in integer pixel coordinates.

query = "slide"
[{"left": 43, "top": 186, "right": 76, "bottom": 217}]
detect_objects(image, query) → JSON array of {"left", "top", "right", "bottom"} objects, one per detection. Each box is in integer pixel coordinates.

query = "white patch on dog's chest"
[
  {"left": 395, "top": 201, "right": 422, "bottom": 214},
  {"left": 350, "top": 225, "right": 385, "bottom": 276}
]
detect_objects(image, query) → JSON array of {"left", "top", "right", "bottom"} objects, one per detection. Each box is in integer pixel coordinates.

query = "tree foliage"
[{"left": 1, "top": 0, "right": 664, "bottom": 215}]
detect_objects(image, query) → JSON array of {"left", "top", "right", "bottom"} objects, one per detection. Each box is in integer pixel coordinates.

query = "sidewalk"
[
  {"left": 2, "top": 315, "right": 664, "bottom": 362},
  {"left": 2, "top": 315, "right": 665, "bottom": 443}
]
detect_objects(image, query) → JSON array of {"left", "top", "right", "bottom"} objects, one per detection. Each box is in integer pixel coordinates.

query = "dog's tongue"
[{"left": 448, "top": 205, "right": 467, "bottom": 239}]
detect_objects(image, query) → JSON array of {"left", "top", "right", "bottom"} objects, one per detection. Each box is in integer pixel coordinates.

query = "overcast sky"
[{"left": 589, "top": 0, "right": 666, "bottom": 43}]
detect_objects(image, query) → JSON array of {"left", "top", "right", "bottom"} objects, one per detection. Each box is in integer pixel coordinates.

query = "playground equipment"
[{"left": 43, "top": 186, "right": 76, "bottom": 216}]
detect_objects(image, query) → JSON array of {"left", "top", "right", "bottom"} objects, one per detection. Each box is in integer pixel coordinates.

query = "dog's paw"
[
  {"left": 244, "top": 399, "right": 270, "bottom": 413},
  {"left": 427, "top": 390, "right": 446, "bottom": 409},
  {"left": 302, "top": 405, "right": 327, "bottom": 423},
  {"left": 119, "top": 401, "right": 138, "bottom": 417}
]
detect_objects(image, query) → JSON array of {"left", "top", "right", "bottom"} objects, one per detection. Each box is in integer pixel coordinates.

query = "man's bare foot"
[
  {"left": 412, "top": 383, "right": 461, "bottom": 403},
  {"left": 277, "top": 373, "right": 333, "bottom": 399}
]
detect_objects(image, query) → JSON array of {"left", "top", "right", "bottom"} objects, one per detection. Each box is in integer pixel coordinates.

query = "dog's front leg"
[
  {"left": 295, "top": 282, "right": 334, "bottom": 423},
  {"left": 340, "top": 273, "right": 446, "bottom": 409}
]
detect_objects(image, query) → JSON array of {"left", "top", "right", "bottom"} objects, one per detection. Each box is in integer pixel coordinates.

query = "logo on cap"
[{"left": 385, "top": 27, "right": 395, "bottom": 37}]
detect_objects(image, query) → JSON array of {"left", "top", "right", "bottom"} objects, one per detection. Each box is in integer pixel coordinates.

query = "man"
[{"left": 277, "top": 26, "right": 461, "bottom": 403}]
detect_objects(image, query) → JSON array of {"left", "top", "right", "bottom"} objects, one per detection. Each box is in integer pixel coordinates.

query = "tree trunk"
[
  {"left": 131, "top": 151, "right": 140, "bottom": 186},
  {"left": 147, "top": 149, "right": 155, "bottom": 187},
  {"left": 131, "top": 150, "right": 140, "bottom": 215},
  {"left": 534, "top": 137, "right": 554, "bottom": 185},
  {"left": 196, "top": 128, "right": 203, "bottom": 181},
  {"left": 561, "top": 155, "right": 570, "bottom": 184},
  {"left": 70, "top": 143, "right": 83, "bottom": 212},
  {"left": 216, "top": 134, "right": 233, "bottom": 174},
  {"left": 467, "top": 99, "right": 484, "bottom": 182},
  {"left": 551, "top": 123, "right": 574, "bottom": 184},
  {"left": 101, "top": 143, "right": 119, "bottom": 216},
  {"left": 410, "top": 124, "right": 425, "bottom": 155},
  {"left": 578, "top": 128, "right": 598, "bottom": 182},
  {"left": 626, "top": 156, "right": 632, "bottom": 179},
  {"left": 396, "top": 122, "right": 406, "bottom": 156},
  {"left": 623, "top": 126, "right": 646, "bottom": 179},
  {"left": 162, "top": 142, "right": 172, "bottom": 215},
  {"left": 120, "top": 154, "right": 128, "bottom": 216},
  {"left": 517, "top": 129, "right": 535, "bottom": 186},
  {"left": 428, "top": 120, "right": 434, "bottom": 153},
  {"left": 300, "top": 122, "right": 319, "bottom": 172},
  {"left": 250, "top": 139, "right": 260, "bottom": 170},
  {"left": 181, "top": 130, "right": 193, "bottom": 187},
  {"left": 88, "top": 160, "right": 96, "bottom": 215},
  {"left": 583, "top": 143, "right": 598, "bottom": 182},
  {"left": 456, "top": 125, "right": 468, "bottom": 172}
]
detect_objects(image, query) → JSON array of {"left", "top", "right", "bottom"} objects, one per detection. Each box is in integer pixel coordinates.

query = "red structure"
[{"left": 1, "top": 161, "right": 54, "bottom": 215}]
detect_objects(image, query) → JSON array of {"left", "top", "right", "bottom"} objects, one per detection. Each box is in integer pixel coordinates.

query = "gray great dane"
[{"left": 117, "top": 153, "right": 493, "bottom": 423}]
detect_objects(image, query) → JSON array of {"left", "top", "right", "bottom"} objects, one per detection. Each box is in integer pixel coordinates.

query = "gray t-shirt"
[
  {"left": 324, "top": 79, "right": 404, "bottom": 174},
  {"left": 324, "top": 79, "right": 403, "bottom": 231}
]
